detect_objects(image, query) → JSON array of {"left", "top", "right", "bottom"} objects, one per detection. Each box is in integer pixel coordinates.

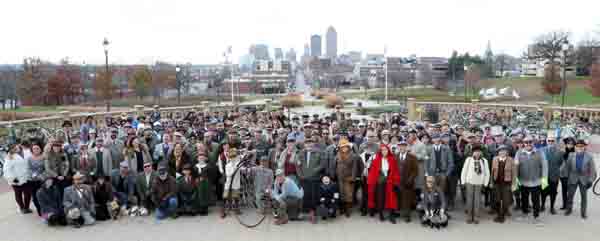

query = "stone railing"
[
  {"left": 407, "top": 98, "right": 600, "bottom": 126},
  {"left": 0, "top": 101, "right": 267, "bottom": 140}
]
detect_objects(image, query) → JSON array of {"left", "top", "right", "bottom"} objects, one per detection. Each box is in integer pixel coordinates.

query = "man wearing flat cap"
[
  {"left": 63, "top": 172, "right": 95, "bottom": 228},
  {"left": 514, "top": 135, "right": 547, "bottom": 225},
  {"left": 563, "top": 140, "right": 597, "bottom": 219},
  {"left": 425, "top": 134, "right": 454, "bottom": 204},
  {"left": 111, "top": 161, "right": 137, "bottom": 210},
  {"left": 152, "top": 164, "right": 178, "bottom": 220}
]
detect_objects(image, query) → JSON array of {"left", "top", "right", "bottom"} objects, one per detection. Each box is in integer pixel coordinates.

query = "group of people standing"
[{"left": 2, "top": 105, "right": 597, "bottom": 229}]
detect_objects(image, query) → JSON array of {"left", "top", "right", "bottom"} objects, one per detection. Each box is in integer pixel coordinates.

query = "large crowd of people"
[{"left": 1, "top": 104, "right": 597, "bottom": 229}]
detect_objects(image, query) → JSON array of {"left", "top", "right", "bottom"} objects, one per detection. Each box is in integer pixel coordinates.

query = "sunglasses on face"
[{"left": 547, "top": 140, "right": 555, "bottom": 142}]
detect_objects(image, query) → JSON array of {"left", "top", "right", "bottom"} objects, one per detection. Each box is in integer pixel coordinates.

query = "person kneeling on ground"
[
  {"left": 63, "top": 172, "right": 96, "bottom": 228},
  {"left": 152, "top": 164, "right": 178, "bottom": 220},
  {"left": 316, "top": 175, "right": 339, "bottom": 221},
  {"left": 36, "top": 177, "right": 67, "bottom": 226},
  {"left": 271, "top": 169, "right": 304, "bottom": 225},
  {"left": 420, "top": 176, "right": 448, "bottom": 229},
  {"left": 93, "top": 175, "right": 116, "bottom": 221},
  {"left": 177, "top": 163, "right": 209, "bottom": 216}
]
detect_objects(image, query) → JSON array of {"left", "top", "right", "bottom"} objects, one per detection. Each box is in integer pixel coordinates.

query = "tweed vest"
[{"left": 492, "top": 156, "right": 513, "bottom": 183}]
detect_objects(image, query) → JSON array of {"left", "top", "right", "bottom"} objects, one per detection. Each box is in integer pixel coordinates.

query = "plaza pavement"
[
  {"left": 0, "top": 176, "right": 598, "bottom": 241},
  {"left": 0, "top": 130, "right": 599, "bottom": 241}
]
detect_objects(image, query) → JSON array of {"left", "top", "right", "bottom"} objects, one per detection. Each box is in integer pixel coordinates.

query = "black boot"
[
  {"left": 565, "top": 209, "right": 572, "bottom": 216},
  {"left": 379, "top": 212, "right": 385, "bottom": 222},
  {"left": 389, "top": 215, "right": 397, "bottom": 224}
]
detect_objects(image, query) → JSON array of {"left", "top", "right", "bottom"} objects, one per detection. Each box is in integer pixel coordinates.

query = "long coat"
[
  {"left": 88, "top": 147, "right": 114, "bottom": 177},
  {"left": 367, "top": 148, "right": 401, "bottom": 210},
  {"left": 397, "top": 152, "right": 418, "bottom": 210}
]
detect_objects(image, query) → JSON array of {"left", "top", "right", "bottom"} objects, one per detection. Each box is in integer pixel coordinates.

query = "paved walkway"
[{"left": 0, "top": 181, "right": 598, "bottom": 241}]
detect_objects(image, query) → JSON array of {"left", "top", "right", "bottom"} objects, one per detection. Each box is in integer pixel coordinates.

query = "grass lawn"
[
  {"left": 556, "top": 86, "right": 600, "bottom": 106},
  {"left": 0, "top": 106, "right": 58, "bottom": 113}
]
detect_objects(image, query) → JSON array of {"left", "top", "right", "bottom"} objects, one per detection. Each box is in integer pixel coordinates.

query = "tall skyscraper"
[
  {"left": 286, "top": 48, "right": 297, "bottom": 62},
  {"left": 274, "top": 48, "right": 284, "bottom": 60},
  {"left": 303, "top": 43, "right": 310, "bottom": 57},
  {"left": 326, "top": 26, "right": 338, "bottom": 58},
  {"left": 310, "top": 35, "right": 322, "bottom": 57},
  {"left": 251, "top": 44, "right": 270, "bottom": 60}
]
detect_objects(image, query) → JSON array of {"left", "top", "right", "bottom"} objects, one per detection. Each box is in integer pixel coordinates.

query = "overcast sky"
[{"left": 1, "top": 0, "right": 599, "bottom": 65}]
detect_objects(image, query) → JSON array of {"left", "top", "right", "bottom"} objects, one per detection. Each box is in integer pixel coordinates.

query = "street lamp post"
[
  {"left": 102, "top": 38, "right": 111, "bottom": 112},
  {"left": 176, "top": 66, "right": 181, "bottom": 105},
  {"left": 560, "top": 43, "right": 570, "bottom": 107},
  {"left": 464, "top": 65, "right": 469, "bottom": 102}
]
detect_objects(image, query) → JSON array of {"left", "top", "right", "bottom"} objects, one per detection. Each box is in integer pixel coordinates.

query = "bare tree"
[
  {"left": 575, "top": 33, "right": 600, "bottom": 75},
  {"left": 525, "top": 30, "right": 571, "bottom": 64}
]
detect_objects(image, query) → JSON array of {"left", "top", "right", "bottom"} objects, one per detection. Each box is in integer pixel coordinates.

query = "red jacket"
[{"left": 367, "top": 145, "right": 401, "bottom": 210}]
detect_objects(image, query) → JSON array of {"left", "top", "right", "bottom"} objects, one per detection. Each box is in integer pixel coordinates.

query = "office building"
[
  {"left": 311, "top": 35, "right": 322, "bottom": 57},
  {"left": 326, "top": 26, "right": 338, "bottom": 58}
]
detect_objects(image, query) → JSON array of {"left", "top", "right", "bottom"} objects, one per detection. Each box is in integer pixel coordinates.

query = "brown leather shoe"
[{"left": 275, "top": 217, "right": 288, "bottom": 225}]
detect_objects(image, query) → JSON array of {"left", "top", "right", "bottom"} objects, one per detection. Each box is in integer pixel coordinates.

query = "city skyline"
[{"left": 1, "top": 0, "right": 599, "bottom": 65}]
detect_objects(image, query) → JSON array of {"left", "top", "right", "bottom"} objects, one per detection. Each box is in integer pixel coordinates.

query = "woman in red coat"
[{"left": 367, "top": 144, "right": 401, "bottom": 223}]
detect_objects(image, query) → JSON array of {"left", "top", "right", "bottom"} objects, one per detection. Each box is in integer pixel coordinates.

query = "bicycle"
[
  {"left": 226, "top": 152, "right": 276, "bottom": 228},
  {"left": 593, "top": 177, "right": 600, "bottom": 196}
]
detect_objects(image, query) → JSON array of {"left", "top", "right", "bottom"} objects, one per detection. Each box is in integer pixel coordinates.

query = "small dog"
[{"left": 109, "top": 200, "right": 120, "bottom": 220}]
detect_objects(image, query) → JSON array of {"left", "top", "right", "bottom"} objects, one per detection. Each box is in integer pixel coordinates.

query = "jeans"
[
  {"left": 155, "top": 197, "right": 178, "bottom": 220},
  {"left": 275, "top": 196, "right": 302, "bottom": 220},
  {"left": 566, "top": 181, "right": 589, "bottom": 215},
  {"left": 114, "top": 192, "right": 129, "bottom": 208},
  {"left": 521, "top": 186, "right": 541, "bottom": 218}
]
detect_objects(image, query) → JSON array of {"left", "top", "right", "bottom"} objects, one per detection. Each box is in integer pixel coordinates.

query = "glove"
[
  {"left": 320, "top": 198, "right": 325, "bottom": 203},
  {"left": 511, "top": 182, "right": 518, "bottom": 192},
  {"left": 393, "top": 185, "right": 401, "bottom": 194},
  {"left": 541, "top": 177, "right": 548, "bottom": 190},
  {"left": 440, "top": 209, "right": 445, "bottom": 215}
]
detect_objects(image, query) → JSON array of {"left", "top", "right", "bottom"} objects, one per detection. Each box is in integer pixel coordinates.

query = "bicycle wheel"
[
  {"left": 593, "top": 178, "right": 600, "bottom": 196},
  {"left": 229, "top": 162, "right": 266, "bottom": 228}
]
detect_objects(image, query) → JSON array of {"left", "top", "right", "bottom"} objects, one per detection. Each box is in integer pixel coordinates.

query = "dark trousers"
[
  {"left": 513, "top": 187, "right": 522, "bottom": 210},
  {"left": 375, "top": 182, "right": 386, "bottom": 212},
  {"left": 359, "top": 177, "right": 368, "bottom": 213},
  {"left": 447, "top": 174, "right": 458, "bottom": 208},
  {"left": 560, "top": 177, "right": 569, "bottom": 208},
  {"left": 541, "top": 180, "right": 559, "bottom": 210},
  {"left": 494, "top": 183, "right": 512, "bottom": 219},
  {"left": 566, "top": 181, "right": 589, "bottom": 215},
  {"left": 521, "top": 186, "right": 541, "bottom": 218},
  {"left": 12, "top": 184, "right": 32, "bottom": 210},
  {"left": 29, "top": 181, "right": 43, "bottom": 216},
  {"left": 301, "top": 179, "right": 320, "bottom": 211}
]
